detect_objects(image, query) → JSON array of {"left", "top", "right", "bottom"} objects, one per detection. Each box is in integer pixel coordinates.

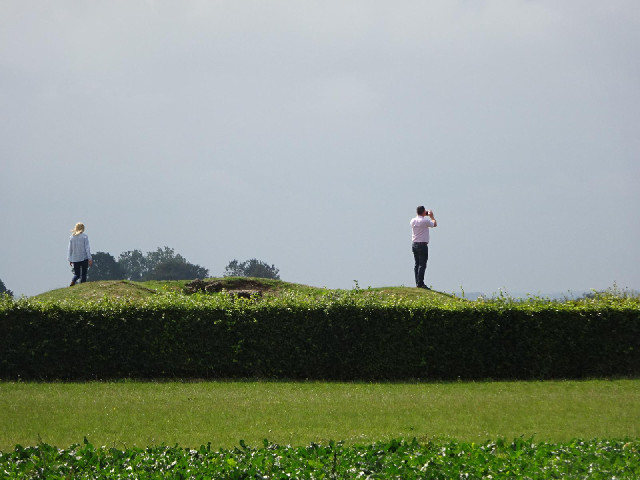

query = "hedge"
[{"left": 1, "top": 292, "right": 639, "bottom": 380}]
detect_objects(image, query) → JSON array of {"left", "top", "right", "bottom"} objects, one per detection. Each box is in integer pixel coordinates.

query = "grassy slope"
[{"left": 30, "top": 277, "right": 463, "bottom": 303}]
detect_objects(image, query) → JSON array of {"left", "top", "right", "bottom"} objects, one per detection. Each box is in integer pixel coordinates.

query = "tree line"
[
  {"left": 89, "top": 247, "right": 280, "bottom": 282},
  {"left": 89, "top": 247, "right": 208, "bottom": 282}
]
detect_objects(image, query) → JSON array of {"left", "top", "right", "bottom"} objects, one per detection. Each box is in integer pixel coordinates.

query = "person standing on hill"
[
  {"left": 410, "top": 206, "right": 437, "bottom": 289},
  {"left": 68, "top": 222, "right": 92, "bottom": 286}
]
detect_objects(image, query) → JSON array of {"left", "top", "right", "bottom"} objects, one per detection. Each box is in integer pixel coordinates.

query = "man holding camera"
[{"left": 410, "top": 206, "right": 437, "bottom": 290}]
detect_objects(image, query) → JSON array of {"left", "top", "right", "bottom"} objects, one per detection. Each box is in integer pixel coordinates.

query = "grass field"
[{"left": 1, "top": 379, "right": 638, "bottom": 451}]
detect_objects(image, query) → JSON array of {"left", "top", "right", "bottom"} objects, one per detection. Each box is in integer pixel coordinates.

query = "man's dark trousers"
[{"left": 412, "top": 242, "right": 429, "bottom": 287}]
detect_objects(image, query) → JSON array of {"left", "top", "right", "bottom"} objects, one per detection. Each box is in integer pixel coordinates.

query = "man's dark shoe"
[
  {"left": 69, "top": 281, "right": 76, "bottom": 287},
  {"left": 417, "top": 284, "right": 431, "bottom": 290}
]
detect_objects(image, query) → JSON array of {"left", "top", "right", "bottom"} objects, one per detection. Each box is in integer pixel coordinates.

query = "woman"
[{"left": 68, "top": 222, "right": 93, "bottom": 286}]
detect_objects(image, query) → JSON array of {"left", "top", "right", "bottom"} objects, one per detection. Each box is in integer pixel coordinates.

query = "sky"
[{"left": 1, "top": 1, "right": 639, "bottom": 298}]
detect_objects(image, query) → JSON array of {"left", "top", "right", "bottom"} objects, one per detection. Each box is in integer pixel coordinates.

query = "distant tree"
[
  {"left": 88, "top": 252, "right": 125, "bottom": 281},
  {"left": 118, "top": 249, "right": 147, "bottom": 281},
  {"left": 224, "top": 258, "right": 280, "bottom": 280},
  {"left": 223, "top": 260, "right": 241, "bottom": 277},
  {"left": 147, "top": 258, "right": 209, "bottom": 281},
  {"left": 118, "top": 246, "right": 209, "bottom": 281},
  {"left": 145, "top": 246, "right": 182, "bottom": 273},
  {"left": 0, "top": 278, "right": 13, "bottom": 297}
]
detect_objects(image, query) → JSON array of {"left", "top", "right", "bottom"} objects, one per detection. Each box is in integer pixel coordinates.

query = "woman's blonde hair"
[{"left": 71, "top": 222, "right": 85, "bottom": 236}]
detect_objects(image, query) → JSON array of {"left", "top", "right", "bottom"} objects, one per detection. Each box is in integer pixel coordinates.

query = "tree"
[
  {"left": 224, "top": 258, "right": 280, "bottom": 280},
  {"left": 0, "top": 278, "right": 13, "bottom": 297},
  {"left": 88, "top": 252, "right": 125, "bottom": 281},
  {"left": 147, "top": 258, "right": 209, "bottom": 281},
  {"left": 118, "top": 246, "right": 209, "bottom": 281},
  {"left": 118, "top": 249, "right": 147, "bottom": 281},
  {"left": 145, "top": 246, "right": 182, "bottom": 273}
]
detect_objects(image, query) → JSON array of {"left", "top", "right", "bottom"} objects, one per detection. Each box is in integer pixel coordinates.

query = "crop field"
[
  {"left": 2, "top": 438, "right": 639, "bottom": 479},
  {"left": 1, "top": 280, "right": 639, "bottom": 477}
]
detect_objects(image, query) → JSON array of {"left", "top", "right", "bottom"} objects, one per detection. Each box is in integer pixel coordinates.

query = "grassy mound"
[{"left": 30, "top": 277, "right": 461, "bottom": 303}]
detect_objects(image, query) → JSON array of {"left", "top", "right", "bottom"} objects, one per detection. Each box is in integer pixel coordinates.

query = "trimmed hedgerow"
[{"left": 0, "top": 291, "right": 639, "bottom": 381}]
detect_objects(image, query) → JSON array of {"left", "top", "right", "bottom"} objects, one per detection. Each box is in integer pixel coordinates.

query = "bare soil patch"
[{"left": 184, "top": 279, "right": 267, "bottom": 297}]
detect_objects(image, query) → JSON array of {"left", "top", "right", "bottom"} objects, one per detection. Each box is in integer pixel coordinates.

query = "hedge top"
[{"left": 3, "top": 278, "right": 639, "bottom": 312}]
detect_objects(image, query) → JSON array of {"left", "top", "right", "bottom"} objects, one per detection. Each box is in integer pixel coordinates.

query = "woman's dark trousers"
[{"left": 72, "top": 259, "right": 89, "bottom": 284}]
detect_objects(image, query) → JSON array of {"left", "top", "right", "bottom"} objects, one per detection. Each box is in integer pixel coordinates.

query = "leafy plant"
[{"left": 1, "top": 438, "right": 638, "bottom": 478}]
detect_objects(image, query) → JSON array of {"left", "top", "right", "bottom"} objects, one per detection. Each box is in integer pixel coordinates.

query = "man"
[{"left": 410, "top": 206, "right": 437, "bottom": 289}]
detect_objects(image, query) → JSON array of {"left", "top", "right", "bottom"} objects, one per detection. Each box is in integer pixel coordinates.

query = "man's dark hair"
[{"left": 416, "top": 206, "right": 426, "bottom": 215}]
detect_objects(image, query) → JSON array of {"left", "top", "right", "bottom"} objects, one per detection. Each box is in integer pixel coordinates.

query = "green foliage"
[
  {"left": 0, "top": 278, "right": 12, "bottom": 298},
  {"left": 1, "top": 291, "right": 638, "bottom": 381},
  {"left": 580, "top": 283, "right": 639, "bottom": 301},
  {"left": 145, "top": 246, "right": 184, "bottom": 274},
  {"left": 224, "top": 258, "right": 280, "bottom": 279},
  {"left": 117, "top": 249, "right": 147, "bottom": 281},
  {"left": 117, "top": 246, "right": 209, "bottom": 281},
  {"left": 88, "top": 252, "right": 125, "bottom": 281},
  {"left": 1, "top": 438, "right": 638, "bottom": 478},
  {"left": 147, "top": 258, "right": 208, "bottom": 280}
]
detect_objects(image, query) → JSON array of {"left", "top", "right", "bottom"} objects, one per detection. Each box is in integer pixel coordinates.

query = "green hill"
[{"left": 31, "top": 277, "right": 462, "bottom": 303}]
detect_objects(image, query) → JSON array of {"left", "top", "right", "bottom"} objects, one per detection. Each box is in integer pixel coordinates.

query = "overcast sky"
[{"left": 1, "top": 1, "right": 639, "bottom": 298}]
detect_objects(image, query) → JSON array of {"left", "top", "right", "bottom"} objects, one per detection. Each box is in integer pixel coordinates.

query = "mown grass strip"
[{"left": 1, "top": 380, "right": 638, "bottom": 450}]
